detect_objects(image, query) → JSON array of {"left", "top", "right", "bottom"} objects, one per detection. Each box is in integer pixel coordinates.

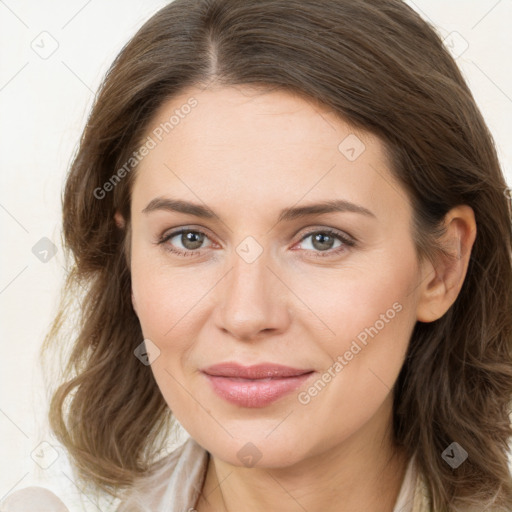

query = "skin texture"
[{"left": 119, "top": 85, "right": 476, "bottom": 512}]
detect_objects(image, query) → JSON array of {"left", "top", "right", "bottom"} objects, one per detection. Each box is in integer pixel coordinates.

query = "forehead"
[
  {"left": 130, "top": 85, "right": 411, "bottom": 226},
  {"left": 142, "top": 84, "right": 364, "bottom": 156}
]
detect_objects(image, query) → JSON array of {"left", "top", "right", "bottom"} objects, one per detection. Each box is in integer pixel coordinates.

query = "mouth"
[{"left": 201, "top": 362, "right": 315, "bottom": 408}]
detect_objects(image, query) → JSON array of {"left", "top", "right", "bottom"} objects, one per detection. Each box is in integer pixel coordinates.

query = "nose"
[{"left": 214, "top": 241, "right": 292, "bottom": 341}]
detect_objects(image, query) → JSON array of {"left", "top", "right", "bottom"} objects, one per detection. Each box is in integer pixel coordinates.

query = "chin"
[{"left": 193, "top": 427, "right": 314, "bottom": 469}]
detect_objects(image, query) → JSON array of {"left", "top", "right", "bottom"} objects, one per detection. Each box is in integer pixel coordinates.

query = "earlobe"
[
  {"left": 416, "top": 205, "right": 477, "bottom": 323},
  {"left": 114, "top": 210, "right": 125, "bottom": 229}
]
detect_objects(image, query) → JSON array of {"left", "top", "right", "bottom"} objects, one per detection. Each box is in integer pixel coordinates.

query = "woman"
[{"left": 40, "top": 0, "right": 512, "bottom": 510}]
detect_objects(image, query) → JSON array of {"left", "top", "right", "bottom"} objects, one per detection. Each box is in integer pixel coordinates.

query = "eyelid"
[{"left": 294, "top": 225, "right": 355, "bottom": 244}]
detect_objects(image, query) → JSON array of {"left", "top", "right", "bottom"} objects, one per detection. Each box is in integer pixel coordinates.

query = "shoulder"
[
  {"left": 411, "top": 464, "right": 431, "bottom": 512},
  {"left": 117, "top": 436, "right": 209, "bottom": 512},
  {"left": 0, "top": 487, "right": 69, "bottom": 512},
  {"left": 392, "top": 452, "right": 430, "bottom": 512}
]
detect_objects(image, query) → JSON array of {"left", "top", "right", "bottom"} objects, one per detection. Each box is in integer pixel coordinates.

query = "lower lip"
[{"left": 204, "top": 372, "right": 315, "bottom": 408}]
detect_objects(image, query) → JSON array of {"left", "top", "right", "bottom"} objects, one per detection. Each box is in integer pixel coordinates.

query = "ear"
[
  {"left": 114, "top": 210, "right": 125, "bottom": 229},
  {"left": 416, "top": 205, "right": 477, "bottom": 323},
  {"left": 114, "top": 210, "right": 136, "bottom": 312}
]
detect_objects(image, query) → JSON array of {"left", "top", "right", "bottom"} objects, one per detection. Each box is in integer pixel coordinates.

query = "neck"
[{"left": 195, "top": 400, "right": 409, "bottom": 512}]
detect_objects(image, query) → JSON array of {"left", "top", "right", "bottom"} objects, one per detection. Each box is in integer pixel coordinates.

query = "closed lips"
[
  {"left": 201, "top": 362, "right": 314, "bottom": 379},
  {"left": 202, "top": 363, "right": 316, "bottom": 408}
]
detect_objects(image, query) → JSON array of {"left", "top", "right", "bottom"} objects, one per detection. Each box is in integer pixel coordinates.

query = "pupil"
[
  {"left": 314, "top": 233, "right": 333, "bottom": 251},
  {"left": 183, "top": 231, "right": 203, "bottom": 250}
]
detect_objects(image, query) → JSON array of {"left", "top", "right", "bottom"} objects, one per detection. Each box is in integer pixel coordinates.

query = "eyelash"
[{"left": 156, "top": 227, "right": 356, "bottom": 259}]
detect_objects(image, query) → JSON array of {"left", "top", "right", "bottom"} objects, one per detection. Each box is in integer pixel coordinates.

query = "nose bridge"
[
  {"left": 215, "top": 234, "right": 288, "bottom": 339},
  {"left": 228, "top": 235, "right": 273, "bottom": 307}
]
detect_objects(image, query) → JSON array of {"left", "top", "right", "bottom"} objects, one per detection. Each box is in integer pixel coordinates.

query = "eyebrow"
[{"left": 142, "top": 197, "right": 376, "bottom": 222}]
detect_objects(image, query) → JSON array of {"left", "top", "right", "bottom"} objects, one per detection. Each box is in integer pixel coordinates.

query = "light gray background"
[{"left": 1, "top": 1, "right": 511, "bottom": 510}]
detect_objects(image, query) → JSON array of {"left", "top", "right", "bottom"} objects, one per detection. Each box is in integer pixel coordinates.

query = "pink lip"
[{"left": 201, "top": 362, "right": 315, "bottom": 408}]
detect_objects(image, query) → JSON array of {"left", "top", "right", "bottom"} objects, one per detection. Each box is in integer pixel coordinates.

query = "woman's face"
[{"left": 128, "top": 85, "right": 426, "bottom": 468}]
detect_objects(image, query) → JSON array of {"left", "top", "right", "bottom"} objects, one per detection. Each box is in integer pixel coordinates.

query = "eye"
[
  {"left": 294, "top": 228, "right": 355, "bottom": 258},
  {"left": 158, "top": 228, "right": 213, "bottom": 257},
  {"left": 156, "top": 227, "right": 356, "bottom": 258}
]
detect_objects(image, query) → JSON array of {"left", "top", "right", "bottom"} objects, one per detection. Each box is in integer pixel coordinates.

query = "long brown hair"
[{"left": 42, "top": 0, "right": 512, "bottom": 509}]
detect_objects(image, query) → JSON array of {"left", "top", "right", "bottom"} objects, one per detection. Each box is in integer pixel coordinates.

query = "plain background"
[{"left": 1, "top": 1, "right": 511, "bottom": 510}]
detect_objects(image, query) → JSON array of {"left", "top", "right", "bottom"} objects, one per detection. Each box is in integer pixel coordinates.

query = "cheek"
[
  {"left": 296, "top": 247, "right": 419, "bottom": 408},
  {"left": 128, "top": 228, "right": 420, "bottom": 456},
  {"left": 290, "top": 264, "right": 417, "bottom": 446},
  {"left": 130, "top": 244, "right": 217, "bottom": 354},
  {"left": 131, "top": 230, "right": 418, "bottom": 349},
  {"left": 298, "top": 250, "right": 418, "bottom": 350}
]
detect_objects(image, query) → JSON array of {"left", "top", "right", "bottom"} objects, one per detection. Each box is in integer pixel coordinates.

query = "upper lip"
[{"left": 201, "top": 362, "right": 313, "bottom": 379}]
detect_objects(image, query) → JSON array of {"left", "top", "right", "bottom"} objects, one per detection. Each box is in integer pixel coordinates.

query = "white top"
[{"left": 117, "top": 437, "right": 425, "bottom": 511}]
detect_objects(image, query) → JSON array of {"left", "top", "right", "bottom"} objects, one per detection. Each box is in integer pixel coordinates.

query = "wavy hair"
[{"left": 42, "top": 0, "right": 512, "bottom": 509}]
